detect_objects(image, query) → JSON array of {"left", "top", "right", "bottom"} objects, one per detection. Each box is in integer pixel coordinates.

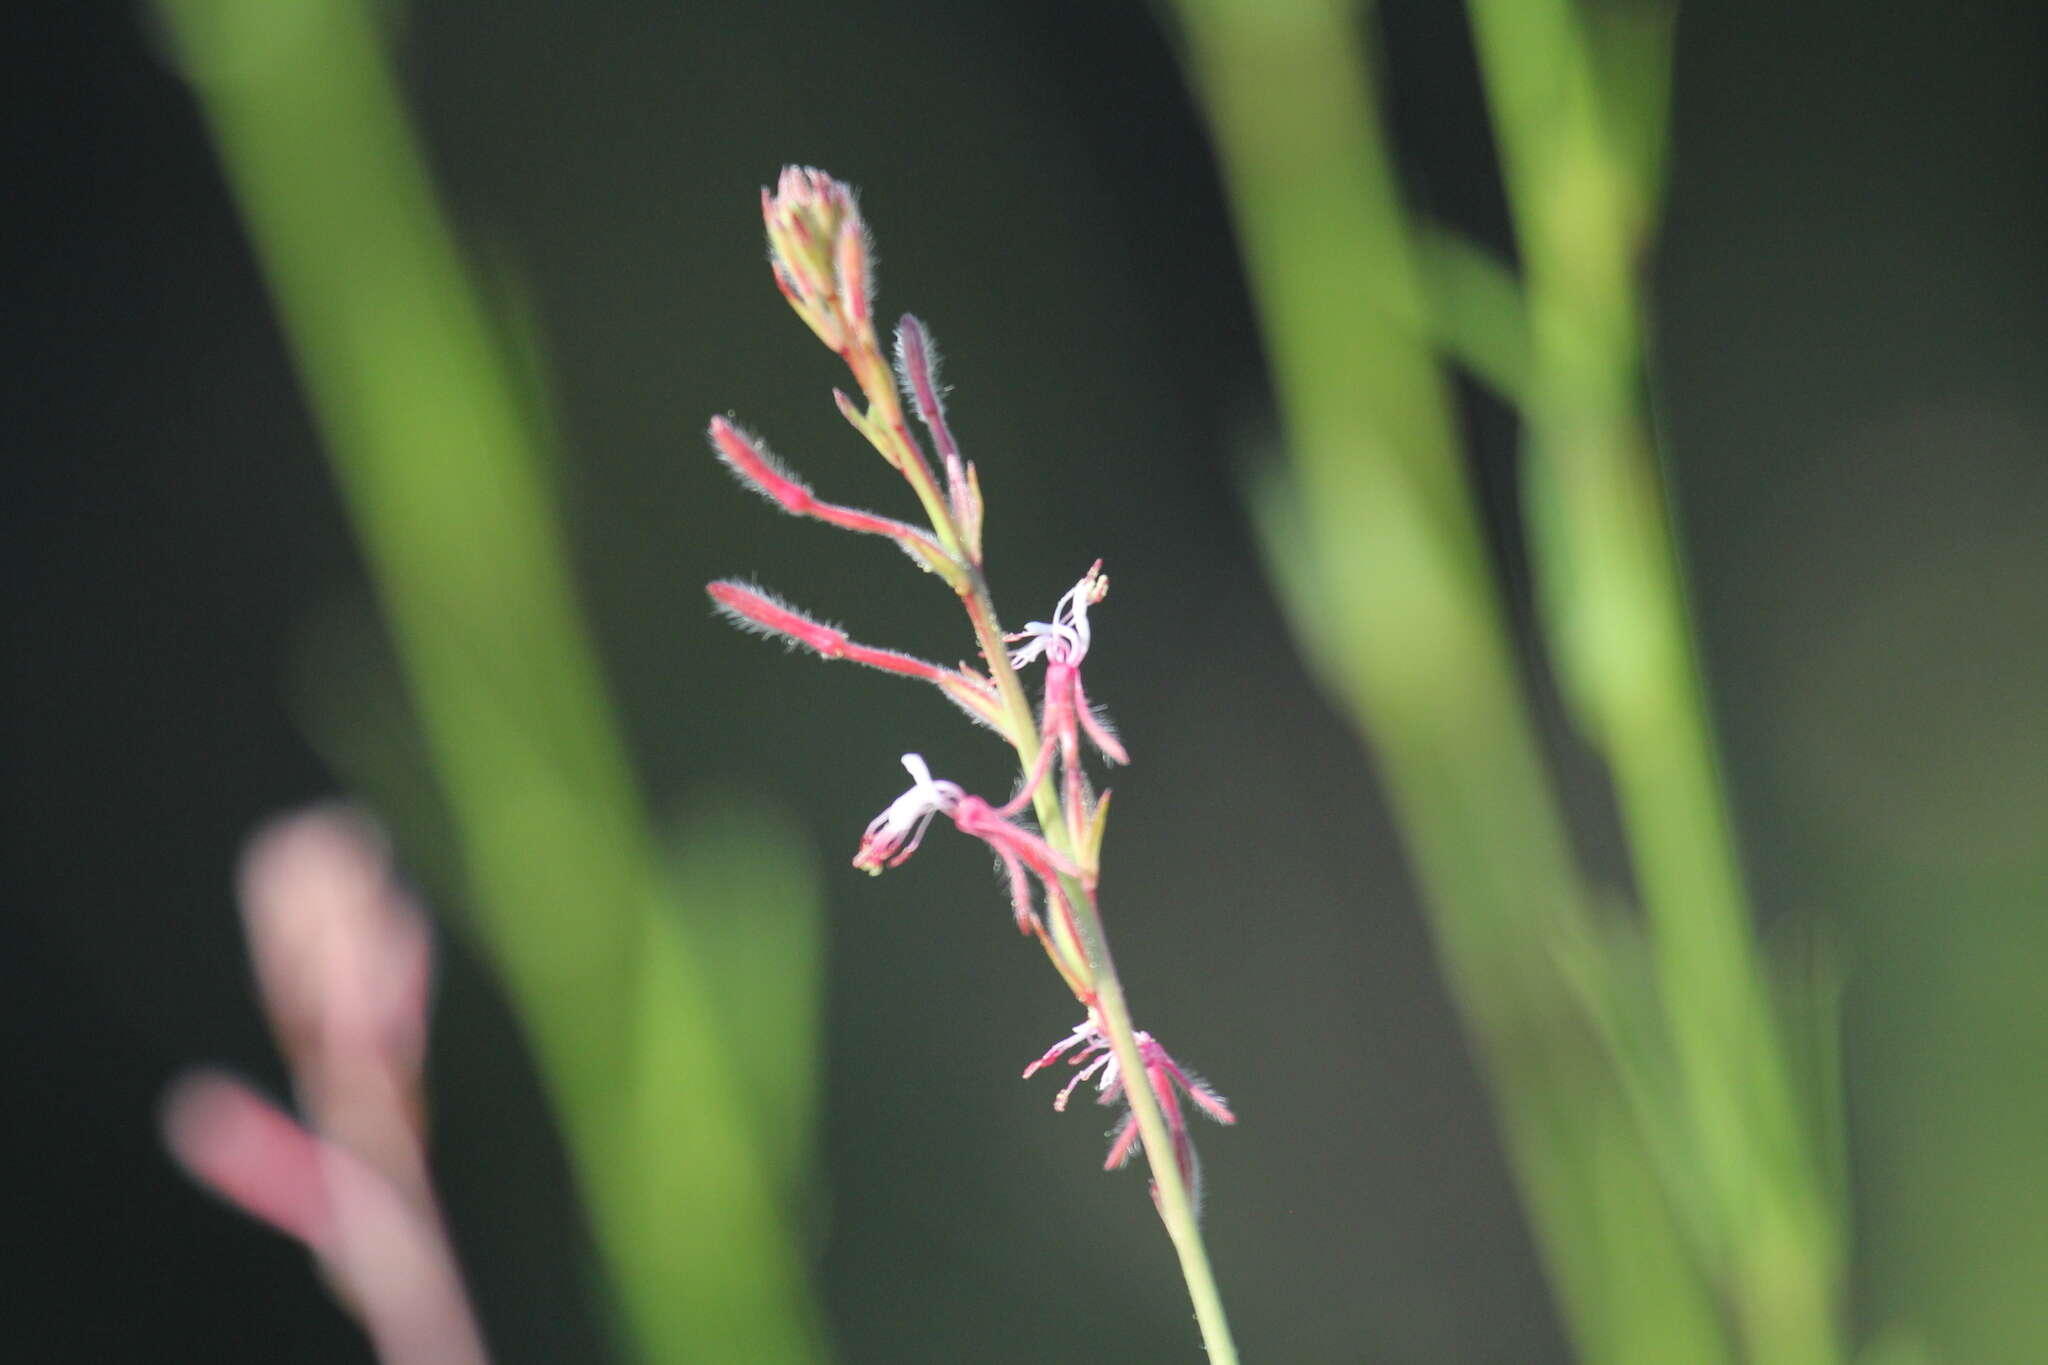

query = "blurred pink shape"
[
  {"left": 164, "top": 806, "right": 488, "bottom": 1365},
  {"left": 238, "top": 806, "right": 433, "bottom": 1190},
  {"left": 163, "top": 1070, "right": 332, "bottom": 1247}
]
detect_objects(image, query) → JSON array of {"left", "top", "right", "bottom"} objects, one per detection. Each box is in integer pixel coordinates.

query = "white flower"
[
  {"left": 1007, "top": 562, "right": 1106, "bottom": 669},
  {"left": 852, "top": 754, "right": 964, "bottom": 872}
]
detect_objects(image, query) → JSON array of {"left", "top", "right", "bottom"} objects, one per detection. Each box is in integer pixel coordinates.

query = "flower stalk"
[{"left": 708, "top": 167, "right": 1239, "bottom": 1363}]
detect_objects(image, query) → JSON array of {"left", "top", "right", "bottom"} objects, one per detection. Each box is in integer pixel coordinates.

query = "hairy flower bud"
[{"left": 762, "top": 166, "right": 872, "bottom": 352}]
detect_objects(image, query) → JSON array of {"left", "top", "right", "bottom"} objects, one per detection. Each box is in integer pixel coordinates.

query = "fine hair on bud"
[
  {"left": 893, "top": 316, "right": 949, "bottom": 418},
  {"left": 710, "top": 417, "right": 810, "bottom": 511},
  {"left": 706, "top": 580, "right": 843, "bottom": 656}
]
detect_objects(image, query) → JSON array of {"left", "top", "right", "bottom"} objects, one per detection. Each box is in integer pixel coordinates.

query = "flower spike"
[{"left": 707, "top": 173, "right": 1236, "bottom": 1340}]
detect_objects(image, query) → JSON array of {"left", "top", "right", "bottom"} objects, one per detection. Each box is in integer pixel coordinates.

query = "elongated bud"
[
  {"left": 707, "top": 581, "right": 948, "bottom": 682},
  {"left": 708, "top": 416, "right": 960, "bottom": 586},
  {"left": 893, "top": 315, "right": 986, "bottom": 562},
  {"left": 763, "top": 166, "right": 871, "bottom": 352},
  {"left": 893, "top": 317, "right": 961, "bottom": 476},
  {"left": 708, "top": 580, "right": 846, "bottom": 654},
  {"left": 710, "top": 416, "right": 813, "bottom": 514}
]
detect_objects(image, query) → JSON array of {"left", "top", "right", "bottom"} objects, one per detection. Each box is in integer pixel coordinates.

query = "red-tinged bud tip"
[
  {"left": 706, "top": 581, "right": 848, "bottom": 657},
  {"left": 709, "top": 416, "right": 813, "bottom": 514}
]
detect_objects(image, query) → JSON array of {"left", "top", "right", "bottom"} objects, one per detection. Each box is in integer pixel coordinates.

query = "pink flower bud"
[
  {"left": 238, "top": 806, "right": 433, "bottom": 1157},
  {"left": 708, "top": 416, "right": 954, "bottom": 571},
  {"left": 706, "top": 581, "right": 948, "bottom": 682},
  {"left": 763, "top": 166, "right": 871, "bottom": 351}
]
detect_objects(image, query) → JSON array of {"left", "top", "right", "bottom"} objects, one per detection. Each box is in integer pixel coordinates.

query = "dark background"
[{"left": 12, "top": 2, "right": 2046, "bottom": 1361}]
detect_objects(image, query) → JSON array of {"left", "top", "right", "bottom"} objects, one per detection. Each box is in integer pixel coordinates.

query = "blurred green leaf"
[
  {"left": 1414, "top": 226, "right": 1533, "bottom": 408},
  {"left": 1175, "top": 3, "right": 1730, "bottom": 1359},
  {"left": 1766, "top": 912, "right": 1851, "bottom": 1238},
  {"left": 154, "top": 1, "right": 830, "bottom": 1359},
  {"left": 662, "top": 795, "right": 828, "bottom": 1209}
]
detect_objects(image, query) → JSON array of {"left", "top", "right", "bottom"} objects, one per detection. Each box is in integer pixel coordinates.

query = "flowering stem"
[
  {"left": 959, "top": 570, "right": 1240, "bottom": 1365},
  {"left": 749, "top": 167, "right": 1236, "bottom": 1360}
]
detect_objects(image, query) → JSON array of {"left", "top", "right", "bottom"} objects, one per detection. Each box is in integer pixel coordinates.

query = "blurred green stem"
[
  {"left": 1465, "top": 1, "right": 1843, "bottom": 1358},
  {"left": 155, "top": 2, "right": 826, "bottom": 1360},
  {"left": 1169, "top": 2, "right": 1727, "bottom": 1359}
]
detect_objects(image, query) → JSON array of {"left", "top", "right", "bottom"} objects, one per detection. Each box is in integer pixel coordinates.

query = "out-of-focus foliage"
[
  {"left": 1171, "top": 1, "right": 2039, "bottom": 1363},
  {"left": 154, "top": 1, "right": 829, "bottom": 1360}
]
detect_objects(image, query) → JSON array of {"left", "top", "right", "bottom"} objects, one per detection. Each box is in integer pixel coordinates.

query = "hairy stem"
[{"left": 959, "top": 573, "right": 1241, "bottom": 1365}]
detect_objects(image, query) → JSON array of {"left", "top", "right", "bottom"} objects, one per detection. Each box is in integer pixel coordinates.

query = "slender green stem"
[{"left": 958, "top": 572, "right": 1241, "bottom": 1365}]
